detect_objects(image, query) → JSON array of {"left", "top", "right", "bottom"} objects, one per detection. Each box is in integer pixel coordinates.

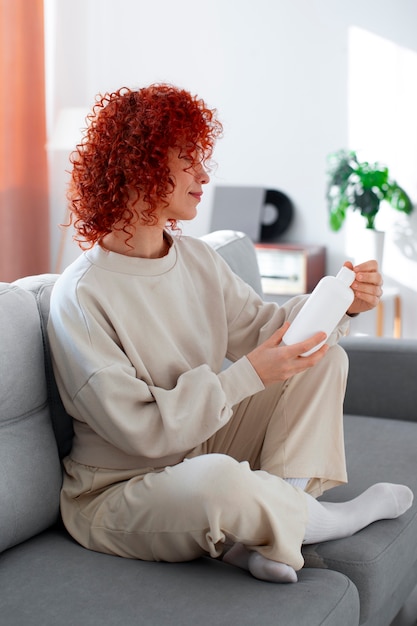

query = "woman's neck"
[{"left": 101, "top": 225, "right": 171, "bottom": 259}]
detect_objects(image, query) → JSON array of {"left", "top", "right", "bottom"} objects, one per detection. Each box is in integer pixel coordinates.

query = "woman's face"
[{"left": 159, "top": 147, "right": 210, "bottom": 222}]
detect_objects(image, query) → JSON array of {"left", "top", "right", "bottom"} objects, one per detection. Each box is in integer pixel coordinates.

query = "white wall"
[{"left": 45, "top": 0, "right": 417, "bottom": 337}]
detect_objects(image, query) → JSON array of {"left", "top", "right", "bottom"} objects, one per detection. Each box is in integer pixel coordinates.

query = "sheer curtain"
[{"left": 0, "top": 0, "right": 49, "bottom": 281}]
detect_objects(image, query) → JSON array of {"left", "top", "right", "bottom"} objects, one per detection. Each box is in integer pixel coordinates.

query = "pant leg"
[
  {"left": 61, "top": 454, "right": 307, "bottom": 570},
  {"left": 261, "top": 343, "right": 349, "bottom": 496},
  {"left": 203, "top": 344, "right": 349, "bottom": 497}
]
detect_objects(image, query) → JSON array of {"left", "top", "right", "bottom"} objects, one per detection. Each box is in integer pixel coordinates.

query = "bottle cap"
[{"left": 336, "top": 266, "right": 355, "bottom": 286}]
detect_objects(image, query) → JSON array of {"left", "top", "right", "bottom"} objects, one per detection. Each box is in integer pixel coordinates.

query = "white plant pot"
[{"left": 345, "top": 228, "right": 385, "bottom": 269}]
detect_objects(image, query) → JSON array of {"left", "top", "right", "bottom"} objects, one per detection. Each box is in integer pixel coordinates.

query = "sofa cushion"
[
  {"left": 0, "top": 283, "right": 62, "bottom": 552},
  {"left": 303, "top": 414, "right": 417, "bottom": 625},
  {"left": 341, "top": 337, "right": 417, "bottom": 422},
  {"left": 0, "top": 526, "right": 360, "bottom": 626},
  {"left": 13, "top": 274, "right": 74, "bottom": 458},
  {"left": 201, "top": 230, "right": 264, "bottom": 296}
]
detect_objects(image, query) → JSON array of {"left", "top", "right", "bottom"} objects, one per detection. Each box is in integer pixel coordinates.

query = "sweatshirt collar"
[{"left": 85, "top": 238, "right": 177, "bottom": 276}]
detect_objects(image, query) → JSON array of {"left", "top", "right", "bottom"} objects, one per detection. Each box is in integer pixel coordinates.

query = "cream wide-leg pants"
[{"left": 60, "top": 344, "right": 348, "bottom": 571}]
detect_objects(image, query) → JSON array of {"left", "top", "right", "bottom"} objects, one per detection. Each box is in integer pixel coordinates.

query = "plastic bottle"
[{"left": 282, "top": 266, "right": 355, "bottom": 356}]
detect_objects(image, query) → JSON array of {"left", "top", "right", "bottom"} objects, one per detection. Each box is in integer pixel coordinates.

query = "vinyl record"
[{"left": 260, "top": 189, "right": 294, "bottom": 241}]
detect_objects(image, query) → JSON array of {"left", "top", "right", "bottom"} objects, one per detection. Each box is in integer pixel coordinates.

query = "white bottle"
[{"left": 282, "top": 266, "right": 355, "bottom": 356}]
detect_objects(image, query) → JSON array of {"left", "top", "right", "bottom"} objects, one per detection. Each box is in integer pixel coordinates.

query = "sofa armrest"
[{"left": 340, "top": 336, "right": 417, "bottom": 422}]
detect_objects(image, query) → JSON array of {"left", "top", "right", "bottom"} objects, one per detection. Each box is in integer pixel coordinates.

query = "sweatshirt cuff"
[{"left": 218, "top": 356, "right": 265, "bottom": 407}]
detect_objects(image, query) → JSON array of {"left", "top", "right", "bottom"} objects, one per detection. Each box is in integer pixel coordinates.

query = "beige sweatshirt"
[{"left": 47, "top": 235, "right": 348, "bottom": 470}]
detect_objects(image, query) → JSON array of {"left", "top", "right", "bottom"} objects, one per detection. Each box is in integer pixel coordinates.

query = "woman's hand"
[
  {"left": 247, "top": 323, "right": 328, "bottom": 386},
  {"left": 345, "top": 260, "right": 383, "bottom": 316}
]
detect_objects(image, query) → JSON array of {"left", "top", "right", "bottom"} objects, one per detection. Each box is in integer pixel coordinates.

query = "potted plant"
[
  {"left": 326, "top": 149, "right": 413, "bottom": 266},
  {"left": 326, "top": 149, "right": 413, "bottom": 231}
]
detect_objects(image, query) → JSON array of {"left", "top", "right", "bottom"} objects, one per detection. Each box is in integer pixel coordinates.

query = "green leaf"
[
  {"left": 328, "top": 196, "right": 349, "bottom": 231},
  {"left": 329, "top": 209, "right": 345, "bottom": 231},
  {"left": 385, "top": 185, "right": 414, "bottom": 214}
]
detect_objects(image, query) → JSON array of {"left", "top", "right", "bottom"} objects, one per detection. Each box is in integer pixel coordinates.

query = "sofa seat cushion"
[
  {"left": 0, "top": 283, "right": 62, "bottom": 552},
  {"left": 0, "top": 525, "right": 359, "bottom": 626},
  {"left": 303, "top": 414, "right": 417, "bottom": 625}
]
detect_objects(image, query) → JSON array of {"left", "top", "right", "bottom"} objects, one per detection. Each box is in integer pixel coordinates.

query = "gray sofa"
[{"left": 1, "top": 229, "right": 416, "bottom": 626}]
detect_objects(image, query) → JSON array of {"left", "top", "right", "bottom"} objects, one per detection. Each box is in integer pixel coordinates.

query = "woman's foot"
[
  {"left": 223, "top": 542, "right": 297, "bottom": 583},
  {"left": 303, "top": 482, "right": 413, "bottom": 544}
]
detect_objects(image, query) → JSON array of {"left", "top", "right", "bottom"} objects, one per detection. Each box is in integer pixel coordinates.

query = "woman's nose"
[{"left": 195, "top": 161, "right": 210, "bottom": 185}]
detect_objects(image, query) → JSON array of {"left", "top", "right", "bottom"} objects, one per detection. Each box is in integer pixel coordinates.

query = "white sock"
[
  {"left": 285, "top": 477, "right": 309, "bottom": 491},
  {"left": 248, "top": 552, "right": 298, "bottom": 583},
  {"left": 303, "top": 482, "right": 413, "bottom": 544},
  {"left": 223, "top": 543, "right": 297, "bottom": 583}
]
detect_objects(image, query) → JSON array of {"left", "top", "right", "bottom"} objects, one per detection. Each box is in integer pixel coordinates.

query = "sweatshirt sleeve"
[
  {"left": 72, "top": 358, "right": 264, "bottom": 460},
  {"left": 204, "top": 249, "right": 350, "bottom": 363}
]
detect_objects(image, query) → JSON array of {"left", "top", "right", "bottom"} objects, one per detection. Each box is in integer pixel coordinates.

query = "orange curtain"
[{"left": 0, "top": 0, "right": 49, "bottom": 281}]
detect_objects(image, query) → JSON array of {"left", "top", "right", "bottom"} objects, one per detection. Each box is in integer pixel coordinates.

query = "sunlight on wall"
[{"left": 348, "top": 26, "right": 417, "bottom": 292}]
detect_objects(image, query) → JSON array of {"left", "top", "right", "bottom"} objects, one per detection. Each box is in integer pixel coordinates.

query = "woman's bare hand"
[
  {"left": 247, "top": 322, "right": 328, "bottom": 386},
  {"left": 345, "top": 260, "right": 383, "bottom": 315}
]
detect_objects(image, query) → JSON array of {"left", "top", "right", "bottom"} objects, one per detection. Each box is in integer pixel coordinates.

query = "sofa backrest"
[
  {"left": 341, "top": 336, "right": 417, "bottom": 422},
  {"left": 0, "top": 281, "right": 63, "bottom": 552},
  {"left": 13, "top": 274, "right": 74, "bottom": 458},
  {"left": 201, "top": 230, "right": 264, "bottom": 297}
]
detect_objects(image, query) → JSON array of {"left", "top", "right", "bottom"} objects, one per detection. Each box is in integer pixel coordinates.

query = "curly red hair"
[{"left": 67, "top": 84, "right": 223, "bottom": 247}]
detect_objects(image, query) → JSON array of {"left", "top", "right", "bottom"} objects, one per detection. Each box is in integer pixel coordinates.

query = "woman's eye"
[{"left": 179, "top": 151, "right": 194, "bottom": 162}]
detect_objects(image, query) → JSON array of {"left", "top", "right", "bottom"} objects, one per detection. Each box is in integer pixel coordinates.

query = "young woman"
[{"left": 48, "top": 84, "right": 412, "bottom": 583}]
